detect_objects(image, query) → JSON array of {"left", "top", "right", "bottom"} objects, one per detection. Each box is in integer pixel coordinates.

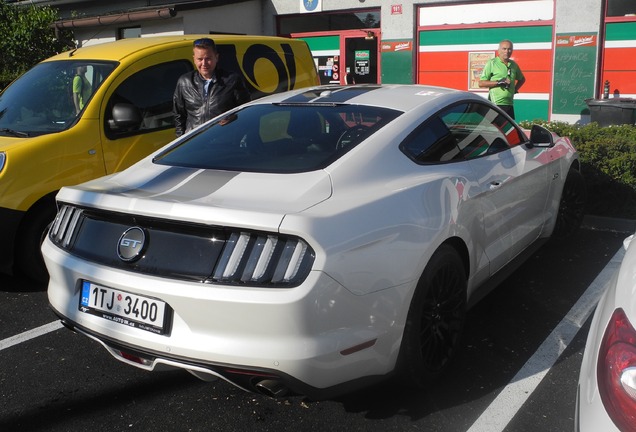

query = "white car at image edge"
[
  {"left": 43, "top": 84, "right": 585, "bottom": 399},
  {"left": 577, "top": 232, "right": 636, "bottom": 431}
]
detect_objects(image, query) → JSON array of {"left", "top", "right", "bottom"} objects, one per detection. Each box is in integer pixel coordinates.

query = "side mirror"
[
  {"left": 109, "top": 103, "right": 142, "bottom": 130},
  {"left": 528, "top": 124, "right": 554, "bottom": 148}
]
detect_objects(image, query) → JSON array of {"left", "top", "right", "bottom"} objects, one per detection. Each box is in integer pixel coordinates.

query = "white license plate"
[{"left": 79, "top": 281, "right": 169, "bottom": 335}]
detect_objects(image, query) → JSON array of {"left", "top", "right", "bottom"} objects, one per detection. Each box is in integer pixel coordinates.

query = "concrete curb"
[{"left": 582, "top": 215, "right": 636, "bottom": 234}]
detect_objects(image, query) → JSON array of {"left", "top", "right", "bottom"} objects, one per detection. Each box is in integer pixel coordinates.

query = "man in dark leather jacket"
[{"left": 173, "top": 38, "right": 250, "bottom": 137}]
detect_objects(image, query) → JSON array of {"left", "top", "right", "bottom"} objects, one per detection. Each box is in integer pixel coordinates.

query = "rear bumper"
[
  {"left": 0, "top": 206, "right": 24, "bottom": 274},
  {"left": 43, "top": 238, "right": 411, "bottom": 399},
  {"left": 52, "top": 313, "right": 392, "bottom": 400}
]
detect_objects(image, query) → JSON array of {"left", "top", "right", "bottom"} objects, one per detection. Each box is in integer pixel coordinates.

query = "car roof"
[
  {"left": 250, "top": 84, "right": 484, "bottom": 113},
  {"left": 44, "top": 34, "right": 301, "bottom": 62}
]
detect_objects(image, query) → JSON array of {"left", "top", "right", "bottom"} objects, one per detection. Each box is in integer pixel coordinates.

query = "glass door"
[{"left": 344, "top": 33, "right": 379, "bottom": 84}]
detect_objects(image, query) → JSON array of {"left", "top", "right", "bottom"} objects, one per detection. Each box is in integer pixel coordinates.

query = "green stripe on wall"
[
  {"left": 300, "top": 36, "right": 340, "bottom": 51},
  {"left": 516, "top": 99, "right": 549, "bottom": 122},
  {"left": 605, "top": 22, "right": 636, "bottom": 41},
  {"left": 381, "top": 49, "right": 413, "bottom": 84},
  {"left": 420, "top": 26, "right": 552, "bottom": 47}
]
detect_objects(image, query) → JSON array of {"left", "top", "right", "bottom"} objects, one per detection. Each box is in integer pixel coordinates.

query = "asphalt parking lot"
[{"left": 1, "top": 218, "right": 634, "bottom": 432}]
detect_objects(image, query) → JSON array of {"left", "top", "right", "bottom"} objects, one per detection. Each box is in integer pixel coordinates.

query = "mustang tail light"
[
  {"left": 598, "top": 308, "right": 636, "bottom": 430},
  {"left": 49, "top": 205, "right": 83, "bottom": 248},
  {"left": 212, "top": 231, "right": 314, "bottom": 286}
]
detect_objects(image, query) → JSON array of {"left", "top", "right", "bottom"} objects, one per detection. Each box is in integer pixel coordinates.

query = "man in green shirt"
[
  {"left": 479, "top": 39, "right": 526, "bottom": 119},
  {"left": 72, "top": 66, "right": 92, "bottom": 114}
]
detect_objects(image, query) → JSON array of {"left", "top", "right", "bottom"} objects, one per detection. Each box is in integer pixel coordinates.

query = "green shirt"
[
  {"left": 480, "top": 56, "right": 524, "bottom": 106},
  {"left": 72, "top": 74, "right": 91, "bottom": 109}
]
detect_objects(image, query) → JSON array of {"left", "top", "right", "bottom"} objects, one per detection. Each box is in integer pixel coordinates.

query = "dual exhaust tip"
[{"left": 254, "top": 379, "right": 289, "bottom": 397}]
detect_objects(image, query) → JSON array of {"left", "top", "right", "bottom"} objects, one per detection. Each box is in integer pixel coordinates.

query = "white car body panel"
[
  {"left": 470, "top": 144, "right": 550, "bottom": 270},
  {"left": 61, "top": 165, "right": 333, "bottom": 230},
  {"left": 577, "top": 233, "right": 636, "bottom": 431}
]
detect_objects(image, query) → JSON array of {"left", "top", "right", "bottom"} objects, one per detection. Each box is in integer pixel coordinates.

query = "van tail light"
[{"left": 598, "top": 308, "right": 636, "bottom": 430}]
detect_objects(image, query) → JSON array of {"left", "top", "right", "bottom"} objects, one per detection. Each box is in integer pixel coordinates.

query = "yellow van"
[{"left": 0, "top": 35, "right": 319, "bottom": 281}]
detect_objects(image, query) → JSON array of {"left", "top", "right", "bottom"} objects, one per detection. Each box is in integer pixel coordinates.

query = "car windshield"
[
  {"left": 154, "top": 104, "right": 401, "bottom": 173},
  {"left": 0, "top": 60, "right": 116, "bottom": 137}
]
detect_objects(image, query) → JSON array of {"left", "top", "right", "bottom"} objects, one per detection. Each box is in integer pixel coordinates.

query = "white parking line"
[
  {"left": 467, "top": 246, "right": 626, "bottom": 432},
  {"left": 0, "top": 321, "right": 63, "bottom": 352}
]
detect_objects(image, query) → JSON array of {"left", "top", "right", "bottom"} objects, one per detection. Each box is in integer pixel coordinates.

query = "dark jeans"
[{"left": 498, "top": 104, "right": 515, "bottom": 119}]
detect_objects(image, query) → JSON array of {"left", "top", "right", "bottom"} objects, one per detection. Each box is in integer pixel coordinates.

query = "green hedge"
[{"left": 520, "top": 121, "right": 636, "bottom": 220}]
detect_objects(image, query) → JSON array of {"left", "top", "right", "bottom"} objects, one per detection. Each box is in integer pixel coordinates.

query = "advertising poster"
[
  {"left": 468, "top": 51, "right": 495, "bottom": 90},
  {"left": 355, "top": 50, "right": 370, "bottom": 76}
]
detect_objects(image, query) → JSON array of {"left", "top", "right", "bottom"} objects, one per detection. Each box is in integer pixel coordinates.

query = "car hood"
[
  {"left": 57, "top": 164, "right": 333, "bottom": 230},
  {"left": 0, "top": 135, "right": 31, "bottom": 149}
]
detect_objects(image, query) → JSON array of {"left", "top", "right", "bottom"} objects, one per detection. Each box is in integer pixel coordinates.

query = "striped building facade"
[{"left": 38, "top": 0, "right": 636, "bottom": 124}]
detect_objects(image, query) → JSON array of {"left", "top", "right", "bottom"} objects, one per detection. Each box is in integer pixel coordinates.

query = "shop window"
[
  {"left": 118, "top": 27, "right": 141, "bottom": 39},
  {"left": 279, "top": 10, "right": 379, "bottom": 34},
  {"left": 607, "top": 0, "right": 636, "bottom": 17}
]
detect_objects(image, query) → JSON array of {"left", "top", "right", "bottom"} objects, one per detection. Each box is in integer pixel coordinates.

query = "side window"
[
  {"left": 401, "top": 101, "right": 525, "bottom": 164},
  {"left": 440, "top": 102, "right": 517, "bottom": 160},
  {"left": 400, "top": 117, "right": 460, "bottom": 163},
  {"left": 105, "top": 60, "right": 192, "bottom": 139}
]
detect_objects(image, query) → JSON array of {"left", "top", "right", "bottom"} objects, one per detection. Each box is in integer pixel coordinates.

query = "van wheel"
[
  {"left": 15, "top": 200, "right": 56, "bottom": 284},
  {"left": 553, "top": 169, "right": 586, "bottom": 239},
  {"left": 399, "top": 245, "right": 466, "bottom": 387}
]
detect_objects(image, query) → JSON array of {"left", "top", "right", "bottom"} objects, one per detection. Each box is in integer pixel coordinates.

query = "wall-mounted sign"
[
  {"left": 553, "top": 33, "right": 598, "bottom": 114},
  {"left": 381, "top": 41, "right": 412, "bottom": 52},
  {"left": 300, "top": 0, "right": 322, "bottom": 13},
  {"left": 391, "top": 4, "right": 403, "bottom": 15},
  {"left": 556, "top": 34, "right": 597, "bottom": 47}
]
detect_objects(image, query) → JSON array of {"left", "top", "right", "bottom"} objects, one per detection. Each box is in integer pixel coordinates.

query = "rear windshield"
[
  {"left": 154, "top": 104, "right": 401, "bottom": 173},
  {"left": 0, "top": 61, "right": 116, "bottom": 137}
]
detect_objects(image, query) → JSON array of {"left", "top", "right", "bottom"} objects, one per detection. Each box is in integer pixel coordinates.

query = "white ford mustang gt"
[{"left": 44, "top": 84, "right": 584, "bottom": 399}]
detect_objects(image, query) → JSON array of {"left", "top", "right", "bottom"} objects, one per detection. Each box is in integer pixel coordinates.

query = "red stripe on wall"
[
  {"left": 418, "top": 71, "right": 475, "bottom": 89},
  {"left": 603, "top": 48, "right": 636, "bottom": 71},
  {"left": 418, "top": 70, "right": 552, "bottom": 93},
  {"left": 518, "top": 71, "right": 551, "bottom": 93},
  {"left": 601, "top": 71, "right": 636, "bottom": 95},
  {"left": 510, "top": 50, "right": 552, "bottom": 71},
  {"left": 418, "top": 51, "right": 470, "bottom": 71}
]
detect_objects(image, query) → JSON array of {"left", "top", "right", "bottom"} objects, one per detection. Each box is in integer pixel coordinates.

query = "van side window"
[{"left": 105, "top": 60, "right": 193, "bottom": 139}]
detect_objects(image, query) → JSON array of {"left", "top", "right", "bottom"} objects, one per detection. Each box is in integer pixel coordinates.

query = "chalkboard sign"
[{"left": 552, "top": 34, "right": 598, "bottom": 115}]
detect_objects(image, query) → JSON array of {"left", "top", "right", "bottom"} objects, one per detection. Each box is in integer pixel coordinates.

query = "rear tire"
[
  {"left": 553, "top": 168, "right": 586, "bottom": 239},
  {"left": 399, "top": 244, "right": 467, "bottom": 387}
]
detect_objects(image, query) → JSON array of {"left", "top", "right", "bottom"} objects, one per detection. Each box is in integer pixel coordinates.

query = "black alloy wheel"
[
  {"left": 400, "top": 244, "right": 467, "bottom": 387},
  {"left": 553, "top": 168, "right": 586, "bottom": 239}
]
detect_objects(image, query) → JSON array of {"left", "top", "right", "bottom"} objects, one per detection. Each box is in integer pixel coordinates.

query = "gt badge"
[{"left": 117, "top": 227, "right": 146, "bottom": 262}]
